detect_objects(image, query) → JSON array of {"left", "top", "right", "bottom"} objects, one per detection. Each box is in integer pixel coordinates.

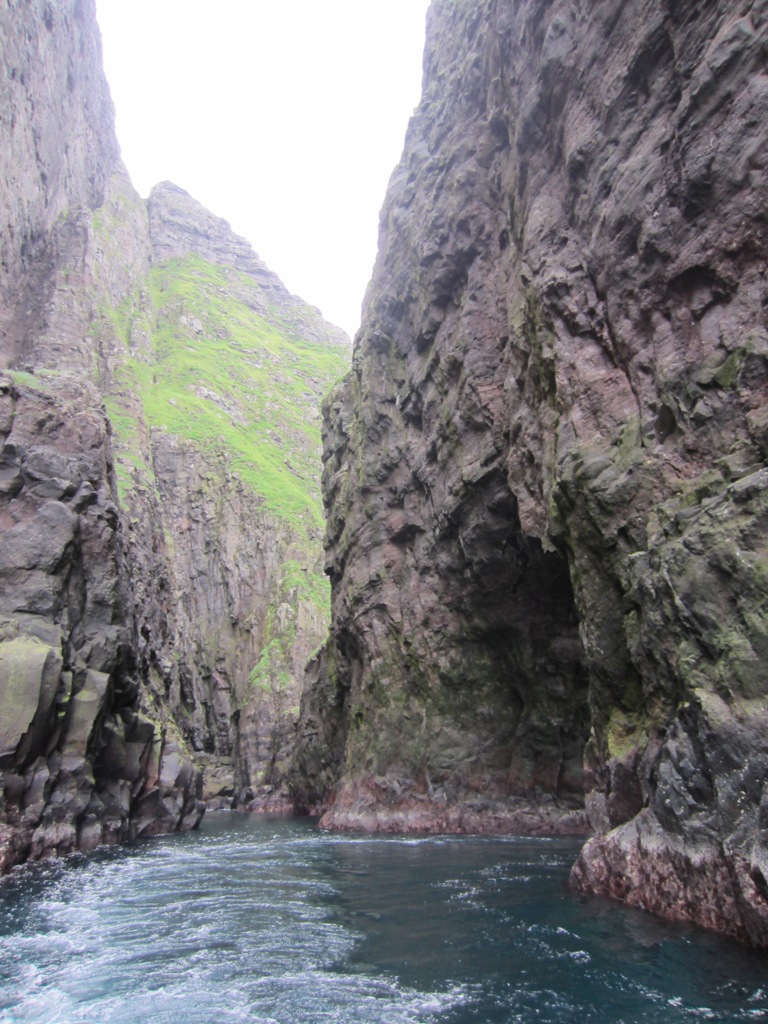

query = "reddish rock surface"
[
  {"left": 0, "top": 0, "right": 347, "bottom": 865},
  {"left": 292, "top": 0, "right": 768, "bottom": 946}
]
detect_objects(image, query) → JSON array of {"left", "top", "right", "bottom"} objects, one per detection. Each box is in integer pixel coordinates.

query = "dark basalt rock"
[
  {"left": 0, "top": 0, "right": 347, "bottom": 866},
  {"left": 0, "top": 0, "right": 205, "bottom": 862},
  {"left": 0, "top": 374, "right": 203, "bottom": 867},
  {"left": 292, "top": 0, "right": 768, "bottom": 946}
]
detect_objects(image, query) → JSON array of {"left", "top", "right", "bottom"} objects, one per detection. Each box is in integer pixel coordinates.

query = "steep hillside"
[
  {"left": 0, "top": 0, "right": 120, "bottom": 373},
  {"left": 0, "top": 0, "right": 202, "bottom": 867},
  {"left": 0, "top": 0, "right": 349, "bottom": 868},
  {"left": 103, "top": 182, "right": 349, "bottom": 805},
  {"left": 292, "top": 0, "right": 768, "bottom": 947}
]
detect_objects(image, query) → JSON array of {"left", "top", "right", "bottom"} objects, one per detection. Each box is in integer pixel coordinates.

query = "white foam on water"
[
  {"left": 1, "top": 820, "right": 767, "bottom": 1024},
  {"left": 0, "top": 827, "right": 471, "bottom": 1024}
]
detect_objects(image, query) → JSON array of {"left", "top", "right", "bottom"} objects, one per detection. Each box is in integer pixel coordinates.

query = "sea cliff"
[
  {"left": 0, "top": 0, "right": 348, "bottom": 867},
  {"left": 292, "top": 0, "right": 768, "bottom": 947}
]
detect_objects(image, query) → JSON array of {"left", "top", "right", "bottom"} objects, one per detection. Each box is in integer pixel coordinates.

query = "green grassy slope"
[
  {"left": 96, "top": 247, "right": 350, "bottom": 796},
  {"left": 104, "top": 253, "right": 349, "bottom": 532}
]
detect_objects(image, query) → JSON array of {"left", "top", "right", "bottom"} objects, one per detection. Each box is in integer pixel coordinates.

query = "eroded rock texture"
[
  {"left": 0, "top": 0, "right": 348, "bottom": 865},
  {"left": 0, "top": 370, "right": 203, "bottom": 870},
  {"left": 111, "top": 183, "right": 347, "bottom": 809},
  {"left": 293, "top": 0, "right": 768, "bottom": 945},
  {"left": 0, "top": 0, "right": 204, "bottom": 867},
  {"left": 0, "top": 0, "right": 120, "bottom": 373}
]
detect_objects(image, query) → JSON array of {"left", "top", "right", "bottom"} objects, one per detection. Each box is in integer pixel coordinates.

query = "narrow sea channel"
[{"left": 0, "top": 814, "right": 765, "bottom": 1023}]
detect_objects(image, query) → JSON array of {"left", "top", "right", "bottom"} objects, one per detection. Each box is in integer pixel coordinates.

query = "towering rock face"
[
  {"left": 0, "top": 0, "right": 120, "bottom": 373},
  {"left": 108, "top": 182, "right": 349, "bottom": 806},
  {"left": 293, "top": 0, "right": 768, "bottom": 945},
  {"left": 0, "top": 0, "right": 349, "bottom": 867},
  {"left": 0, "top": 0, "right": 202, "bottom": 867},
  {"left": 0, "top": 370, "right": 203, "bottom": 868}
]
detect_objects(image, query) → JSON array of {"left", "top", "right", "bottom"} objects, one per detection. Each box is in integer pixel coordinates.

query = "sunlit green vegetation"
[{"left": 104, "top": 253, "right": 349, "bottom": 532}]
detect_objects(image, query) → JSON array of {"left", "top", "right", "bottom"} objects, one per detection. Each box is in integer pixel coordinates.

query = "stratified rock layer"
[
  {"left": 109, "top": 183, "right": 348, "bottom": 808},
  {"left": 0, "top": 0, "right": 348, "bottom": 865},
  {"left": 293, "top": 0, "right": 768, "bottom": 946},
  {"left": 0, "top": 373, "right": 203, "bottom": 870},
  {"left": 0, "top": 0, "right": 119, "bottom": 372},
  {"left": 0, "top": 0, "right": 204, "bottom": 865}
]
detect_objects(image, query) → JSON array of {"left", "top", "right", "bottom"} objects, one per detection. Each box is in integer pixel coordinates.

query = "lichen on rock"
[
  {"left": 291, "top": 0, "right": 768, "bottom": 946},
  {"left": 0, "top": 0, "right": 349, "bottom": 865},
  {"left": 0, "top": 372, "right": 204, "bottom": 867}
]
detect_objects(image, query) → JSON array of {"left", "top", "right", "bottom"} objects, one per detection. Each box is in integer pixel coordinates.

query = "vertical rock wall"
[
  {"left": 293, "top": 0, "right": 768, "bottom": 946},
  {"left": 0, "top": 0, "right": 120, "bottom": 372},
  {"left": 0, "top": 0, "right": 204, "bottom": 868},
  {"left": 0, "top": 0, "right": 349, "bottom": 866},
  {"left": 0, "top": 372, "right": 204, "bottom": 867},
  {"left": 108, "top": 182, "right": 349, "bottom": 807}
]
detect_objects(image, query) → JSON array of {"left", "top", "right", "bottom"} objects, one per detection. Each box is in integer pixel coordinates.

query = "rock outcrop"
[
  {"left": 0, "top": 0, "right": 349, "bottom": 866},
  {"left": 0, "top": 352, "right": 204, "bottom": 870},
  {"left": 292, "top": 0, "right": 768, "bottom": 946},
  {"left": 109, "top": 182, "right": 349, "bottom": 808},
  {"left": 0, "top": 0, "right": 204, "bottom": 867},
  {"left": 0, "top": 0, "right": 120, "bottom": 373}
]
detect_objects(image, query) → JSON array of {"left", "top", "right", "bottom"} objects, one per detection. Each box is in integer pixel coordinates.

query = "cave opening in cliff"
[{"left": 462, "top": 530, "right": 591, "bottom": 814}]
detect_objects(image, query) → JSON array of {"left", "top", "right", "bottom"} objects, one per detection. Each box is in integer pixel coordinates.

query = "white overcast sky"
[{"left": 94, "top": 1, "right": 431, "bottom": 338}]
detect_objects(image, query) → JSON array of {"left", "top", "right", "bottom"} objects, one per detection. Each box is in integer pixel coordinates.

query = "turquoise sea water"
[{"left": 0, "top": 814, "right": 765, "bottom": 1023}]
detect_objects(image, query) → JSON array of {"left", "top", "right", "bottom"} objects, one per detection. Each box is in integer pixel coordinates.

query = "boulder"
[{"left": 0, "top": 637, "right": 62, "bottom": 764}]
